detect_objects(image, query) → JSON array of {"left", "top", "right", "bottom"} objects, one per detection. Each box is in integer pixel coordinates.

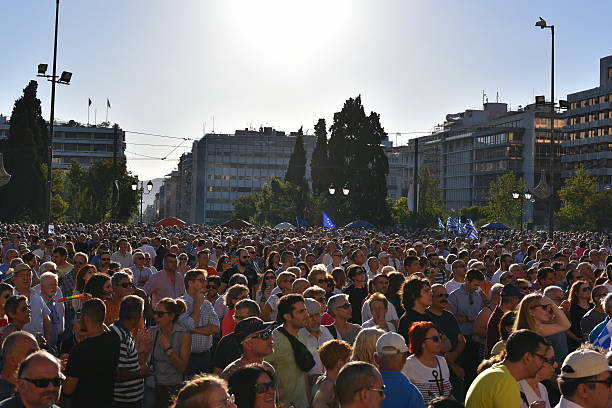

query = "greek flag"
[
  {"left": 457, "top": 221, "right": 467, "bottom": 236},
  {"left": 322, "top": 211, "right": 336, "bottom": 229},
  {"left": 465, "top": 218, "right": 479, "bottom": 239},
  {"left": 447, "top": 216, "right": 459, "bottom": 233},
  {"left": 437, "top": 218, "right": 445, "bottom": 230},
  {"left": 593, "top": 319, "right": 612, "bottom": 349}
]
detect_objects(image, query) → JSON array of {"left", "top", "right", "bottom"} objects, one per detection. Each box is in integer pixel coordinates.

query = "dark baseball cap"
[
  {"left": 500, "top": 284, "right": 523, "bottom": 298},
  {"left": 234, "top": 317, "right": 274, "bottom": 343}
]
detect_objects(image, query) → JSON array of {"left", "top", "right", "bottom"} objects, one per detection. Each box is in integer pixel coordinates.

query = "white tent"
[{"left": 274, "top": 222, "right": 295, "bottom": 229}]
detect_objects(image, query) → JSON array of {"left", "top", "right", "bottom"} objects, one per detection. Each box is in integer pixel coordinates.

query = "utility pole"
[
  {"left": 112, "top": 124, "right": 118, "bottom": 222},
  {"left": 46, "top": 0, "right": 60, "bottom": 237},
  {"left": 412, "top": 137, "right": 419, "bottom": 218}
]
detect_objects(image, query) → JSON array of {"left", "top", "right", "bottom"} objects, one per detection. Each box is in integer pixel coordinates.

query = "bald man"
[{"left": 0, "top": 331, "right": 39, "bottom": 400}]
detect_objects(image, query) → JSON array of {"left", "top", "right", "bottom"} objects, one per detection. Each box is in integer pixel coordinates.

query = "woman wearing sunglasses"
[
  {"left": 149, "top": 298, "right": 191, "bottom": 408},
  {"left": 403, "top": 321, "right": 452, "bottom": 405},
  {"left": 564, "top": 280, "right": 594, "bottom": 352},
  {"left": 513, "top": 293, "right": 571, "bottom": 339},
  {"left": 228, "top": 363, "right": 277, "bottom": 408},
  {"left": 171, "top": 374, "right": 236, "bottom": 408},
  {"left": 0, "top": 295, "right": 31, "bottom": 345}
]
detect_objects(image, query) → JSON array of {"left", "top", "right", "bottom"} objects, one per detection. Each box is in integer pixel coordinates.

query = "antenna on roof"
[{"left": 496, "top": 92, "right": 499, "bottom": 103}]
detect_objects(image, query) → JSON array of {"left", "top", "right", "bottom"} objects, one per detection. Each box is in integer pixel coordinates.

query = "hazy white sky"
[{"left": 2, "top": 0, "right": 611, "bottom": 179}]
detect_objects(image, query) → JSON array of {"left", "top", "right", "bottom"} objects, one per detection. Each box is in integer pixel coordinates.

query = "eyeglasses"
[
  {"left": 255, "top": 381, "right": 277, "bottom": 394},
  {"left": 214, "top": 394, "right": 236, "bottom": 408},
  {"left": 153, "top": 310, "right": 171, "bottom": 317},
  {"left": 425, "top": 335, "right": 441, "bottom": 343},
  {"left": 246, "top": 330, "right": 272, "bottom": 342},
  {"left": 582, "top": 377, "right": 612, "bottom": 387},
  {"left": 366, "top": 386, "right": 385, "bottom": 398},
  {"left": 286, "top": 278, "right": 295, "bottom": 283},
  {"left": 532, "top": 353, "right": 556, "bottom": 365},
  {"left": 21, "top": 377, "right": 64, "bottom": 388},
  {"left": 116, "top": 282, "right": 135, "bottom": 289},
  {"left": 532, "top": 304, "right": 552, "bottom": 312},
  {"left": 335, "top": 303, "right": 351, "bottom": 310},
  {"left": 317, "top": 279, "right": 326, "bottom": 284}
]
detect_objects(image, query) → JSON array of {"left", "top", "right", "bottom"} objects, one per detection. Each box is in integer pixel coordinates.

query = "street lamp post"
[
  {"left": 131, "top": 180, "right": 153, "bottom": 223},
  {"left": 535, "top": 17, "right": 555, "bottom": 240},
  {"left": 38, "top": 0, "right": 72, "bottom": 237},
  {"left": 512, "top": 190, "right": 532, "bottom": 233},
  {"left": 329, "top": 184, "right": 349, "bottom": 225}
]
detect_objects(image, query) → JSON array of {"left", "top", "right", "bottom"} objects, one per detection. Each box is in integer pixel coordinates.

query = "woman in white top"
[
  {"left": 402, "top": 321, "right": 452, "bottom": 405},
  {"left": 518, "top": 345, "right": 556, "bottom": 408},
  {"left": 361, "top": 293, "right": 396, "bottom": 332}
]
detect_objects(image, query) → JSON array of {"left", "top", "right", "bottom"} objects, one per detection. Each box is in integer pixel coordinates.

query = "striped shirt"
[{"left": 110, "top": 321, "right": 143, "bottom": 403}]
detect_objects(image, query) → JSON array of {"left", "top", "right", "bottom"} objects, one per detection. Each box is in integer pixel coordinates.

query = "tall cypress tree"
[
  {"left": 0, "top": 81, "right": 48, "bottom": 221},
  {"left": 310, "top": 118, "right": 329, "bottom": 195},
  {"left": 284, "top": 126, "right": 307, "bottom": 190},
  {"left": 328, "top": 96, "right": 390, "bottom": 225}
]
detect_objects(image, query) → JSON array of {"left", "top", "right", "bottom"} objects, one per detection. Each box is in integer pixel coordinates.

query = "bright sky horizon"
[{"left": 2, "top": 1, "right": 611, "bottom": 179}]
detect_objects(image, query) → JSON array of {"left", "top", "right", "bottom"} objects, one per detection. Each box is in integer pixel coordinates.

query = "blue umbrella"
[
  {"left": 480, "top": 222, "right": 512, "bottom": 230},
  {"left": 344, "top": 220, "right": 375, "bottom": 229}
]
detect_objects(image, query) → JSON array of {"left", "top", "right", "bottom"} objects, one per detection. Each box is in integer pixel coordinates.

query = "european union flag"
[
  {"left": 295, "top": 217, "right": 310, "bottom": 227},
  {"left": 322, "top": 211, "right": 336, "bottom": 229}
]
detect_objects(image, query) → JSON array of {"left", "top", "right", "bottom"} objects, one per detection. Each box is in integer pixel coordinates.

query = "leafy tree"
[
  {"left": 483, "top": 173, "right": 526, "bottom": 228},
  {"left": 285, "top": 127, "right": 307, "bottom": 190},
  {"left": 253, "top": 177, "right": 306, "bottom": 226},
  {"left": 328, "top": 96, "right": 390, "bottom": 225},
  {"left": 232, "top": 193, "right": 258, "bottom": 221},
  {"left": 460, "top": 205, "right": 487, "bottom": 226},
  {"left": 65, "top": 157, "right": 138, "bottom": 223},
  {"left": 557, "top": 167, "right": 612, "bottom": 231},
  {"left": 42, "top": 164, "right": 69, "bottom": 222},
  {"left": 387, "top": 197, "right": 412, "bottom": 225},
  {"left": 415, "top": 167, "right": 445, "bottom": 228},
  {"left": 310, "top": 118, "right": 329, "bottom": 195},
  {"left": 0, "top": 81, "right": 48, "bottom": 221}
]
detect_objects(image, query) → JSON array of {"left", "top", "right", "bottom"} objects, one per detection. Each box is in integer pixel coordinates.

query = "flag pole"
[
  {"left": 94, "top": 109, "right": 97, "bottom": 126},
  {"left": 105, "top": 98, "right": 109, "bottom": 123},
  {"left": 87, "top": 105, "right": 90, "bottom": 126}
]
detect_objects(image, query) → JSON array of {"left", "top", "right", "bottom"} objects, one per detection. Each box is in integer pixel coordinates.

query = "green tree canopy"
[
  {"left": 0, "top": 81, "right": 49, "bottom": 221},
  {"left": 557, "top": 167, "right": 612, "bottom": 231},
  {"left": 285, "top": 127, "right": 307, "bottom": 190},
  {"left": 310, "top": 118, "right": 329, "bottom": 195},
  {"left": 231, "top": 193, "right": 258, "bottom": 222},
  {"left": 483, "top": 173, "right": 526, "bottom": 228},
  {"left": 328, "top": 96, "right": 390, "bottom": 225},
  {"left": 415, "top": 166, "right": 445, "bottom": 228}
]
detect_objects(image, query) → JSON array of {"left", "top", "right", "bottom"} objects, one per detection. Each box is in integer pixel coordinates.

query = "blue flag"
[
  {"left": 437, "top": 218, "right": 445, "bottom": 230},
  {"left": 322, "top": 211, "right": 336, "bottom": 229},
  {"left": 295, "top": 217, "right": 310, "bottom": 227}
]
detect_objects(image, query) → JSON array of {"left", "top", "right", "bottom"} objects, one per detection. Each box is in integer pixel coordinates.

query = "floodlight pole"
[{"left": 46, "top": 0, "right": 60, "bottom": 237}]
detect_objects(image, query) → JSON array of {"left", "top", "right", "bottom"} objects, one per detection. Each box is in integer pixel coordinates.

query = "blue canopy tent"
[
  {"left": 480, "top": 222, "right": 512, "bottom": 230},
  {"left": 344, "top": 220, "right": 375, "bottom": 229}
]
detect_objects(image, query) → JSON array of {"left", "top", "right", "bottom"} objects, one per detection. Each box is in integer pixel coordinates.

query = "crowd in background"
[{"left": 0, "top": 223, "right": 610, "bottom": 408}]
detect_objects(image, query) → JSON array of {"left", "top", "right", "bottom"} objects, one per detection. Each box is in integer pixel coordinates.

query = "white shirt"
[
  {"left": 519, "top": 380, "right": 551, "bottom": 408},
  {"left": 111, "top": 251, "right": 134, "bottom": 268},
  {"left": 137, "top": 245, "right": 157, "bottom": 263},
  {"left": 491, "top": 269, "right": 504, "bottom": 284},
  {"left": 361, "top": 318, "right": 396, "bottom": 332},
  {"left": 33, "top": 285, "right": 65, "bottom": 346},
  {"left": 554, "top": 397, "right": 585, "bottom": 408},
  {"left": 298, "top": 326, "right": 334, "bottom": 376},
  {"left": 361, "top": 298, "right": 398, "bottom": 323},
  {"left": 402, "top": 355, "right": 452, "bottom": 404},
  {"left": 15, "top": 288, "right": 51, "bottom": 336},
  {"left": 129, "top": 265, "right": 153, "bottom": 288}
]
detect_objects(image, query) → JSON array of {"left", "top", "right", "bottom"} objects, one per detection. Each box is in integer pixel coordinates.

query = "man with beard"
[
  {"left": 0, "top": 350, "right": 63, "bottom": 408},
  {"left": 63, "top": 299, "right": 120, "bottom": 408},
  {"left": 220, "top": 248, "right": 258, "bottom": 292}
]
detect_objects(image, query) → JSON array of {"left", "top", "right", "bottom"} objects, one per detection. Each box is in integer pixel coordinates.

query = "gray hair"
[
  {"left": 327, "top": 293, "right": 349, "bottom": 317},
  {"left": 310, "top": 264, "right": 328, "bottom": 273},
  {"left": 1, "top": 331, "right": 38, "bottom": 359},
  {"left": 73, "top": 252, "right": 89, "bottom": 263},
  {"left": 38, "top": 261, "right": 57, "bottom": 274},
  {"left": 39, "top": 272, "right": 58, "bottom": 285},
  {"left": 604, "top": 293, "right": 612, "bottom": 316}
]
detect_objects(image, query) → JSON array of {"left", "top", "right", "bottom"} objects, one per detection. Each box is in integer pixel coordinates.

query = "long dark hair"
[
  {"left": 83, "top": 273, "right": 110, "bottom": 299},
  {"left": 228, "top": 363, "right": 276, "bottom": 408}
]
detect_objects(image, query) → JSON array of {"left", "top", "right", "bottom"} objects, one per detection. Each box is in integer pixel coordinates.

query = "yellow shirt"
[{"left": 465, "top": 363, "right": 520, "bottom": 408}]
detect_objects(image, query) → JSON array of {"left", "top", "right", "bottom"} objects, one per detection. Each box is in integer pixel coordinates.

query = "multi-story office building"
[
  {"left": 428, "top": 101, "right": 564, "bottom": 226},
  {"left": 0, "top": 115, "right": 126, "bottom": 169},
  {"left": 155, "top": 127, "right": 315, "bottom": 224},
  {"left": 562, "top": 55, "right": 612, "bottom": 188}
]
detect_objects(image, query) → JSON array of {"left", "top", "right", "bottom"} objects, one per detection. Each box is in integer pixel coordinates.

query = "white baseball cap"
[
  {"left": 375, "top": 332, "right": 408, "bottom": 355},
  {"left": 560, "top": 349, "right": 612, "bottom": 379}
]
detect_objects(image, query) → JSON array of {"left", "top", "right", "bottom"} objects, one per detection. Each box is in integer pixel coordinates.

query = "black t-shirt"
[
  {"left": 213, "top": 332, "right": 241, "bottom": 371},
  {"left": 66, "top": 330, "right": 120, "bottom": 407},
  {"left": 398, "top": 309, "right": 432, "bottom": 343},
  {"left": 221, "top": 265, "right": 258, "bottom": 289},
  {"left": 343, "top": 284, "right": 368, "bottom": 325},
  {"left": 426, "top": 309, "right": 460, "bottom": 350},
  {"left": 0, "top": 378, "right": 15, "bottom": 401}
]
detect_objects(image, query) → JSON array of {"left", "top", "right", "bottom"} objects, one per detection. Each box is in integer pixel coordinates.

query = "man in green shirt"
[
  {"left": 265, "top": 294, "right": 310, "bottom": 408},
  {"left": 466, "top": 329, "right": 549, "bottom": 408}
]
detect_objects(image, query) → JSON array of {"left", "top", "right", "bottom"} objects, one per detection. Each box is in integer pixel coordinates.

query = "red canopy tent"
[{"left": 155, "top": 217, "right": 186, "bottom": 227}]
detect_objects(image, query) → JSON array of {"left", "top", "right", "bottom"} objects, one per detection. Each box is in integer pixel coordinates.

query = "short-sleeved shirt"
[
  {"left": 109, "top": 321, "right": 144, "bottom": 403},
  {"left": 398, "top": 309, "right": 432, "bottom": 343},
  {"left": 465, "top": 363, "right": 520, "bottom": 408},
  {"left": 448, "top": 285, "right": 484, "bottom": 335},
  {"left": 402, "top": 355, "right": 452, "bottom": 405},
  {"left": 178, "top": 293, "right": 219, "bottom": 353},
  {"left": 213, "top": 332, "right": 240, "bottom": 372},
  {"left": 426, "top": 309, "right": 459, "bottom": 350},
  {"left": 380, "top": 370, "right": 425, "bottom": 408},
  {"left": 343, "top": 285, "right": 368, "bottom": 324},
  {"left": 66, "top": 330, "right": 121, "bottom": 408},
  {"left": 143, "top": 270, "right": 185, "bottom": 306},
  {"left": 16, "top": 289, "right": 50, "bottom": 336}
]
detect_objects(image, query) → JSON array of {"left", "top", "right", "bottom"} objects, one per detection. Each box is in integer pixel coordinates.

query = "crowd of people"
[{"left": 0, "top": 223, "right": 610, "bottom": 408}]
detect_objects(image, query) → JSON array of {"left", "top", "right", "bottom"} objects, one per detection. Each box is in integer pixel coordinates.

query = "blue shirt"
[{"left": 380, "top": 370, "right": 425, "bottom": 408}]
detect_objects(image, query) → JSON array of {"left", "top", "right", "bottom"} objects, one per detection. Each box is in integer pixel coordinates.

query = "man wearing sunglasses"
[
  {"left": 556, "top": 349, "right": 612, "bottom": 408},
  {"left": 220, "top": 317, "right": 274, "bottom": 380},
  {"left": 0, "top": 350, "right": 64, "bottom": 408}
]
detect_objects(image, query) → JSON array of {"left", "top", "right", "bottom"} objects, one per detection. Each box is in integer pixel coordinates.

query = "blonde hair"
[
  {"left": 224, "top": 284, "right": 249, "bottom": 309},
  {"left": 513, "top": 292, "right": 543, "bottom": 332},
  {"left": 350, "top": 328, "right": 385, "bottom": 366},
  {"left": 171, "top": 374, "right": 228, "bottom": 408}
]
